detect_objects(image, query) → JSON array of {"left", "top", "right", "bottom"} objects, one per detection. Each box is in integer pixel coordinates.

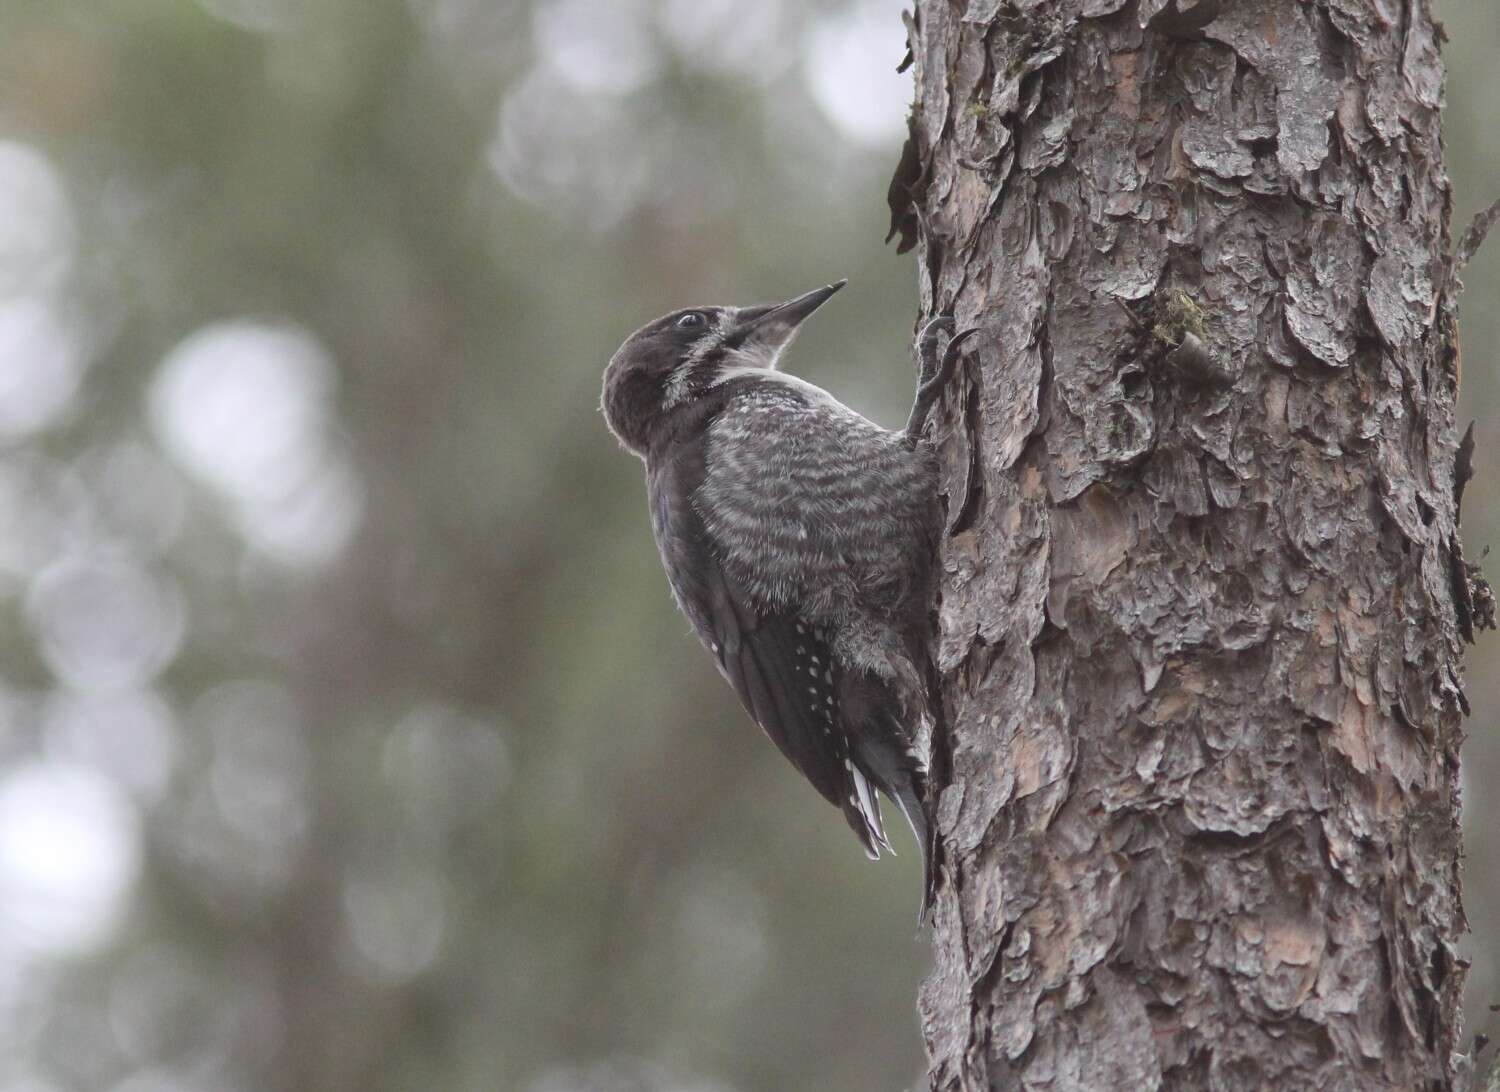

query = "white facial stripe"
[
  {"left": 664, "top": 308, "right": 840, "bottom": 410},
  {"left": 662, "top": 335, "right": 717, "bottom": 410}
]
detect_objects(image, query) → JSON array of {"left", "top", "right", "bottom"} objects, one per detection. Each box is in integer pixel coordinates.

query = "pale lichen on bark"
[{"left": 898, "top": 1, "right": 1480, "bottom": 1088}]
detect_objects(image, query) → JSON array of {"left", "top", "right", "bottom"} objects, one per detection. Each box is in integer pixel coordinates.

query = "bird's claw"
[
  {"left": 916, "top": 315, "right": 957, "bottom": 382},
  {"left": 905, "top": 321, "right": 981, "bottom": 439}
]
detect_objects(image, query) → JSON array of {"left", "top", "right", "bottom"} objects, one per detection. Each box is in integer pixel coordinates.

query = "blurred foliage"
[{"left": 0, "top": 2, "right": 1494, "bottom": 1091}]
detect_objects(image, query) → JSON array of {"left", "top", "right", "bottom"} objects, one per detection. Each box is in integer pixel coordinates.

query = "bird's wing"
[
  {"left": 647, "top": 435, "right": 892, "bottom": 857},
  {"left": 694, "top": 382, "right": 936, "bottom": 611}
]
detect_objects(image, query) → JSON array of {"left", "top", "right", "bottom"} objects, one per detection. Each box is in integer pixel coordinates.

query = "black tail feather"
[{"left": 890, "top": 778, "right": 935, "bottom": 924}]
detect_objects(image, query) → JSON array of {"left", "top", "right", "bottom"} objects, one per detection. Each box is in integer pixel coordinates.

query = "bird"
[{"left": 601, "top": 279, "right": 975, "bottom": 918}]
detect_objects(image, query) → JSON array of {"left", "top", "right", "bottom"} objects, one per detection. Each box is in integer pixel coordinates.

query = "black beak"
[
  {"left": 729, "top": 279, "right": 847, "bottom": 366},
  {"left": 758, "top": 280, "right": 847, "bottom": 328}
]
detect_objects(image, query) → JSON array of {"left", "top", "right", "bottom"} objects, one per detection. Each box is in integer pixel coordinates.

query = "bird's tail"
[
  {"left": 842, "top": 765, "right": 895, "bottom": 860},
  {"left": 846, "top": 692, "right": 938, "bottom": 923},
  {"left": 890, "top": 776, "right": 935, "bottom": 924}
]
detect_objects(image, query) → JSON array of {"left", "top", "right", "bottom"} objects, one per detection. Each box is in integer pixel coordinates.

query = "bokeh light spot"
[
  {"left": 201, "top": 680, "right": 310, "bottom": 851},
  {"left": 0, "top": 761, "right": 141, "bottom": 956},
  {"left": 85, "top": 442, "right": 186, "bottom": 558},
  {"left": 42, "top": 688, "right": 177, "bottom": 805},
  {"left": 0, "top": 454, "right": 95, "bottom": 582},
  {"left": 149, "top": 322, "right": 360, "bottom": 565},
  {"left": 341, "top": 866, "right": 447, "bottom": 984},
  {"left": 533, "top": 0, "right": 661, "bottom": 95},
  {"left": 0, "top": 142, "right": 73, "bottom": 299},
  {"left": 802, "top": 4, "right": 912, "bottom": 148},
  {"left": 491, "top": 70, "right": 656, "bottom": 229},
  {"left": 26, "top": 554, "right": 185, "bottom": 691},
  {"left": 0, "top": 298, "right": 85, "bottom": 442},
  {"left": 658, "top": 0, "right": 789, "bottom": 82}
]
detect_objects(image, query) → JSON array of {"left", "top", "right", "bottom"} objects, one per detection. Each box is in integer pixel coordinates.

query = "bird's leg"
[{"left": 905, "top": 318, "right": 980, "bottom": 440}]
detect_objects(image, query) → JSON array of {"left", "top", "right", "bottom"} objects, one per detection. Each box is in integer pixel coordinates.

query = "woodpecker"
[{"left": 601, "top": 280, "right": 975, "bottom": 917}]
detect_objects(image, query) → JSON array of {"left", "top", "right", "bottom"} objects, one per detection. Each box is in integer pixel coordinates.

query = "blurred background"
[{"left": 0, "top": 2, "right": 1494, "bottom": 1090}]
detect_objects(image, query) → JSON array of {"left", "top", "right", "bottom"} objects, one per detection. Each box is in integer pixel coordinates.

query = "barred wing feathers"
[
  {"left": 643, "top": 383, "right": 914, "bottom": 857},
  {"left": 696, "top": 378, "right": 935, "bottom": 612}
]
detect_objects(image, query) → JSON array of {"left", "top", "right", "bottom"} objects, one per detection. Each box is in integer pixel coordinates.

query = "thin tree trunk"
[{"left": 892, "top": 2, "right": 1488, "bottom": 1088}]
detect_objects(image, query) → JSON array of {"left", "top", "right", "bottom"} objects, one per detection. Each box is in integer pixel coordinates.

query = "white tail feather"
[{"left": 850, "top": 767, "right": 893, "bottom": 856}]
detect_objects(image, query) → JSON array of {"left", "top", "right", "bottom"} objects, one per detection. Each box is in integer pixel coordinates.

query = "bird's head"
[{"left": 602, "top": 279, "right": 846, "bottom": 456}]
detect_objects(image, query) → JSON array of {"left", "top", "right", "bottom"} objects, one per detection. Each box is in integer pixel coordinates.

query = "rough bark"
[{"left": 893, "top": 2, "right": 1487, "bottom": 1088}]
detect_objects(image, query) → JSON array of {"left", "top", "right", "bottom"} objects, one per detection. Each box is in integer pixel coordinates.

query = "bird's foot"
[
  {"left": 905, "top": 318, "right": 980, "bottom": 439},
  {"left": 915, "top": 315, "right": 956, "bottom": 384}
]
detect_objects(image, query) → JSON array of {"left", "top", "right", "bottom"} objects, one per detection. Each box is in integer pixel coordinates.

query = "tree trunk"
[{"left": 892, "top": 2, "right": 1486, "bottom": 1088}]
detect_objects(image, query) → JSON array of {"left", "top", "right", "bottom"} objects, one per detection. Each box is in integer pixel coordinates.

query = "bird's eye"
[{"left": 676, "top": 312, "right": 704, "bottom": 329}]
